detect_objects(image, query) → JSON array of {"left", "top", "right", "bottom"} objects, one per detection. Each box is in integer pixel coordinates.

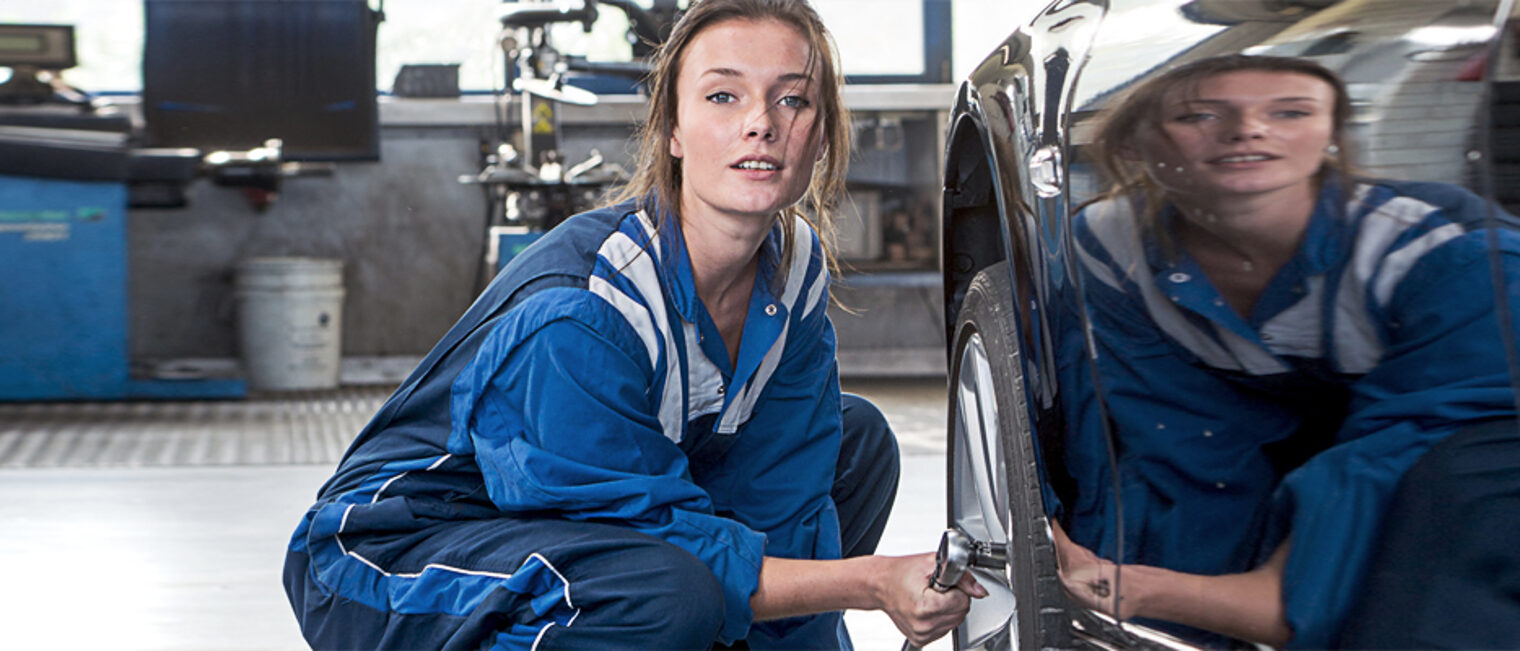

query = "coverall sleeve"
[
  {"left": 450, "top": 288, "right": 767, "bottom": 643},
  {"left": 1274, "top": 231, "right": 1520, "bottom": 647}
]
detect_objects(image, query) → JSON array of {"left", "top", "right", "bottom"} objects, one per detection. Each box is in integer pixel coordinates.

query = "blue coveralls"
[
  {"left": 1068, "top": 178, "right": 1520, "bottom": 646},
  {"left": 283, "top": 199, "right": 900, "bottom": 649}
]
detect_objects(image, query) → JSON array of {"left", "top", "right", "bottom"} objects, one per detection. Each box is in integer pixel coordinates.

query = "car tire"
[{"left": 948, "top": 261, "right": 1066, "bottom": 650}]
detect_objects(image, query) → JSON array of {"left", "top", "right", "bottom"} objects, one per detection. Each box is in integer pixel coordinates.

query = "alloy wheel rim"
[{"left": 951, "top": 332, "right": 1018, "bottom": 648}]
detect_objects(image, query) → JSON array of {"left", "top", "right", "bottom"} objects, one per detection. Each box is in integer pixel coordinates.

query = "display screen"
[
  {"left": 0, "top": 35, "right": 45, "bottom": 55},
  {"left": 0, "top": 25, "right": 74, "bottom": 69},
  {"left": 142, "top": 1, "right": 380, "bottom": 161}
]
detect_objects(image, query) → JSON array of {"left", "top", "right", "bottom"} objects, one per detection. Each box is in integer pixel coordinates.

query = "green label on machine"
[
  {"left": 0, "top": 207, "right": 107, "bottom": 223},
  {"left": 0, "top": 207, "right": 104, "bottom": 241}
]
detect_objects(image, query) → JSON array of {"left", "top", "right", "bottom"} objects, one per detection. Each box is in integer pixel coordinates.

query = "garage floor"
[{"left": 0, "top": 378, "right": 953, "bottom": 650}]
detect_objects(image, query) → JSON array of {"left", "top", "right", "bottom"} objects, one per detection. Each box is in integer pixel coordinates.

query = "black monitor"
[
  {"left": 0, "top": 24, "right": 76, "bottom": 70},
  {"left": 142, "top": 0, "right": 382, "bottom": 161}
]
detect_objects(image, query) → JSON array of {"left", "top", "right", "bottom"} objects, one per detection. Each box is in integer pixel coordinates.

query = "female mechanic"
[
  {"left": 1057, "top": 54, "right": 1520, "bottom": 647},
  {"left": 282, "top": 1, "right": 982, "bottom": 648}
]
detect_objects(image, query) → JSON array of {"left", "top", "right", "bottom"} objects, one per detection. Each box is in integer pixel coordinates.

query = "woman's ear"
[{"left": 669, "top": 124, "right": 684, "bottom": 159}]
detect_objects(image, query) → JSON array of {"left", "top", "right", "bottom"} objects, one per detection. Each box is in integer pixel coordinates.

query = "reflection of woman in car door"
[{"left": 1060, "top": 54, "right": 1520, "bottom": 647}]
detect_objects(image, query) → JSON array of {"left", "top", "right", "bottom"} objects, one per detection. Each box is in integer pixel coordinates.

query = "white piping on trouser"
[
  {"left": 372, "top": 455, "right": 453, "bottom": 504},
  {"left": 532, "top": 622, "right": 556, "bottom": 650},
  {"left": 337, "top": 548, "right": 580, "bottom": 650},
  {"left": 337, "top": 505, "right": 353, "bottom": 555},
  {"left": 338, "top": 454, "right": 454, "bottom": 554},
  {"left": 527, "top": 552, "right": 579, "bottom": 650},
  {"left": 528, "top": 552, "right": 576, "bottom": 609}
]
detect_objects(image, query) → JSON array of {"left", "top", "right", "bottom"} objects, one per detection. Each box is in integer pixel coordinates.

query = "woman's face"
[
  {"left": 1136, "top": 70, "right": 1337, "bottom": 207},
  {"left": 669, "top": 18, "right": 824, "bottom": 225}
]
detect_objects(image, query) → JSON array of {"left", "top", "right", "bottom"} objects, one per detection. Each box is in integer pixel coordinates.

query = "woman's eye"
[
  {"left": 779, "top": 95, "right": 811, "bottom": 109},
  {"left": 1275, "top": 109, "right": 1311, "bottom": 119},
  {"left": 706, "top": 91, "right": 736, "bottom": 104},
  {"left": 1174, "top": 112, "right": 1216, "bottom": 124}
]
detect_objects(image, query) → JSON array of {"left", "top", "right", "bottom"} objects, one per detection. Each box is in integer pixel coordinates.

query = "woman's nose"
[
  {"left": 743, "top": 107, "right": 778, "bottom": 141},
  {"left": 1227, "top": 114, "right": 1267, "bottom": 141}
]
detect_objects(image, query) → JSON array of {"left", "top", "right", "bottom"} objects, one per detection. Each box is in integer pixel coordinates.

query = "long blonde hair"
[{"left": 609, "top": 0, "right": 851, "bottom": 280}]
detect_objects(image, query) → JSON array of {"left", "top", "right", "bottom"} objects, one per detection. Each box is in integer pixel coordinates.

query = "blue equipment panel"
[
  {"left": 0, "top": 175, "right": 130, "bottom": 398},
  {"left": 0, "top": 174, "right": 244, "bottom": 400},
  {"left": 494, "top": 226, "right": 545, "bottom": 272}
]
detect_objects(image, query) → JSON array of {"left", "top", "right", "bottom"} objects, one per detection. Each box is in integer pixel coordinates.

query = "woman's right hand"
[{"left": 878, "top": 552, "right": 988, "bottom": 647}]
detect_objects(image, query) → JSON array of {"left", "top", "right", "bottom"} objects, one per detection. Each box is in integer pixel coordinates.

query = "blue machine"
[
  {"left": 491, "top": 225, "right": 545, "bottom": 272},
  {"left": 0, "top": 171, "right": 246, "bottom": 401},
  {"left": 1, "top": 175, "right": 130, "bottom": 398},
  {"left": 0, "top": 22, "right": 245, "bottom": 401}
]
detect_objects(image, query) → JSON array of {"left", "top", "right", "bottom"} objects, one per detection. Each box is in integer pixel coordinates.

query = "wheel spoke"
[
  {"left": 970, "top": 348, "right": 1010, "bottom": 530},
  {"left": 953, "top": 340, "right": 990, "bottom": 541},
  {"left": 954, "top": 335, "right": 1008, "bottom": 546}
]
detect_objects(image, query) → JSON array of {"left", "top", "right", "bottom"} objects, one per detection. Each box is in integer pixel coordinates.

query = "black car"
[{"left": 938, "top": 0, "right": 1519, "bottom": 648}]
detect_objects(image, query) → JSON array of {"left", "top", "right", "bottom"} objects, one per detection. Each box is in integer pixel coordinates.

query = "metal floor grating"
[{"left": 0, "top": 386, "right": 393, "bottom": 468}]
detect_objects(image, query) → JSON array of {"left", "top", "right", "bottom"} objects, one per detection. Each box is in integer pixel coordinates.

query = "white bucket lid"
[{"left": 236, "top": 257, "right": 344, "bottom": 291}]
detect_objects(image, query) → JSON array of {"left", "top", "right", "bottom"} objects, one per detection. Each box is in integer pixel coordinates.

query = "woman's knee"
[
  {"left": 836, "top": 394, "right": 901, "bottom": 557},
  {"left": 840, "top": 393, "right": 901, "bottom": 480},
  {"left": 549, "top": 538, "right": 727, "bottom": 649},
  {"left": 643, "top": 547, "right": 727, "bottom": 636},
  {"left": 1399, "top": 419, "right": 1520, "bottom": 509}
]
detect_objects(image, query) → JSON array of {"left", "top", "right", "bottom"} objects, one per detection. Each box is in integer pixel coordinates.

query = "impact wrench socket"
[{"left": 901, "top": 529, "right": 1005, "bottom": 651}]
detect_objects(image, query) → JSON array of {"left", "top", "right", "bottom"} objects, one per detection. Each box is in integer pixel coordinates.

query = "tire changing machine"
[{"left": 0, "top": 23, "right": 273, "bottom": 401}]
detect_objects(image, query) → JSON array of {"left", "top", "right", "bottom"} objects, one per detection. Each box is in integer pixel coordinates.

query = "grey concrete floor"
[{"left": 0, "top": 378, "right": 952, "bottom": 650}]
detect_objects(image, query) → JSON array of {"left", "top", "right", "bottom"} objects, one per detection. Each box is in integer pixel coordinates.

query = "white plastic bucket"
[{"left": 235, "top": 257, "right": 345, "bottom": 391}]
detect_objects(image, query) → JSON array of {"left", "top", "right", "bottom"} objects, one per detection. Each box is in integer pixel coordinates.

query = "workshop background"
[
  {"left": 3, "top": 0, "right": 1034, "bottom": 394},
  {"left": 0, "top": 1, "right": 1036, "bottom": 648}
]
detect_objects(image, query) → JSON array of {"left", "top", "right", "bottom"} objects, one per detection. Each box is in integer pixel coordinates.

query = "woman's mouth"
[
  {"left": 733, "top": 156, "right": 782, "bottom": 171},
  {"left": 1212, "top": 154, "right": 1275, "bottom": 164}
]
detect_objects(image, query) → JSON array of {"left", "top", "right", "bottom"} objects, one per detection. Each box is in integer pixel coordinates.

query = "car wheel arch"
[{"left": 942, "top": 97, "right": 1023, "bottom": 344}]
